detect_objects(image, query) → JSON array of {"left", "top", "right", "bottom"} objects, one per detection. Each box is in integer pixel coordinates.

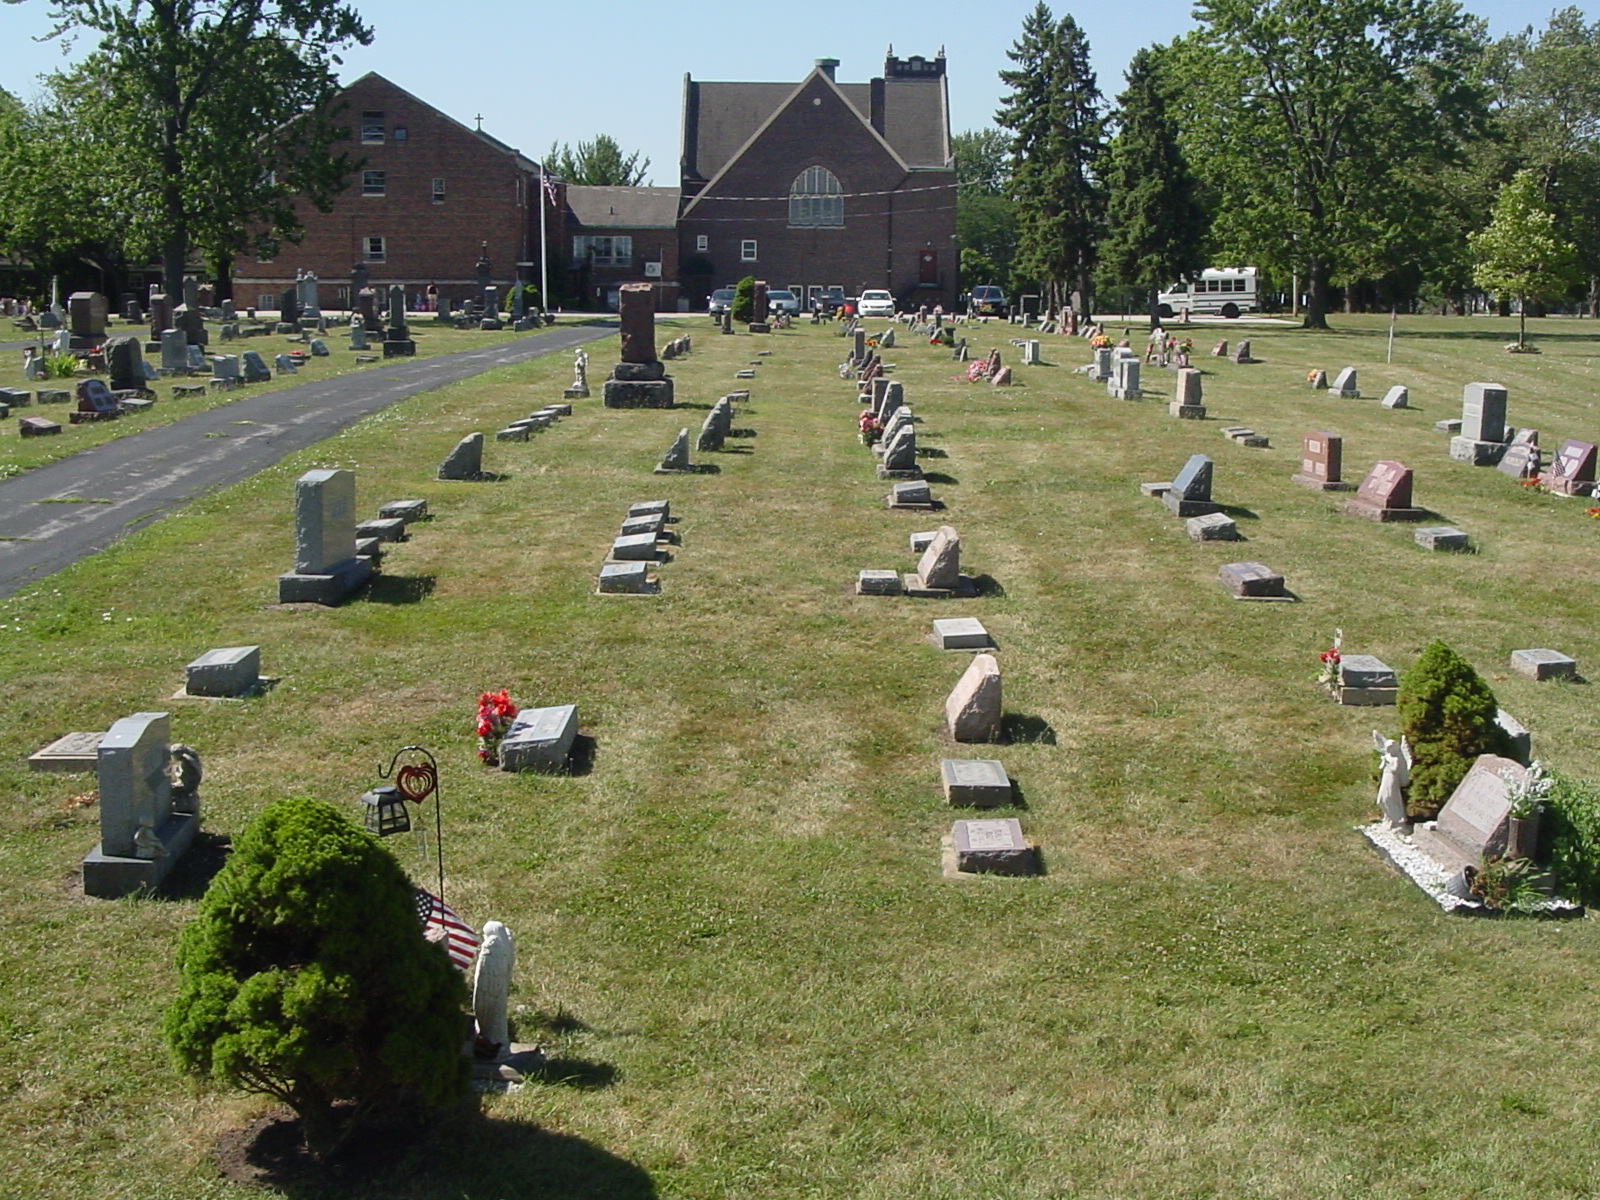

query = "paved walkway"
[{"left": 0, "top": 322, "right": 614, "bottom": 598}]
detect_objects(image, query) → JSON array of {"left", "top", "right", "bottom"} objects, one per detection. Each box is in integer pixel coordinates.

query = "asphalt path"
[{"left": 0, "top": 322, "right": 615, "bottom": 598}]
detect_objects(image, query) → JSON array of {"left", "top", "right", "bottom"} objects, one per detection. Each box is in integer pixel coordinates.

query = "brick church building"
[{"left": 251, "top": 52, "right": 955, "bottom": 313}]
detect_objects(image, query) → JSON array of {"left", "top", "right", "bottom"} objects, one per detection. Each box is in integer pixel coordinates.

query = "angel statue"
[{"left": 1372, "top": 731, "right": 1412, "bottom": 829}]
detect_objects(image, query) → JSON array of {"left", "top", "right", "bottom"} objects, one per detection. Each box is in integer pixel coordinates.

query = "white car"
[{"left": 857, "top": 289, "right": 896, "bottom": 318}]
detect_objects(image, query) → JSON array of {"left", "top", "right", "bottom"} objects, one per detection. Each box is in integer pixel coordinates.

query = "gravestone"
[
  {"left": 81, "top": 712, "right": 201, "bottom": 898},
  {"left": 1414, "top": 526, "right": 1469, "bottom": 551},
  {"left": 160, "top": 329, "right": 188, "bottom": 373},
  {"left": 1109, "top": 355, "right": 1141, "bottom": 400},
  {"left": 604, "top": 284, "right": 674, "bottom": 408},
  {"left": 19, "top": 416, "right": 61, "bottom": 437},
  {"left": 185, "top": 646, "right": 261, "bottom": 697},
  {"left": 1021, "top": 340, "right": 1041, "bottom": 365},
  {"left": 909, "top": 525, "right": 970, "bottom": 595},
  {"left": 1291, "top": 431, "right": 1350, "bottom": 491},
  {"left": 1497, "top": 431, "right": 1541, "bottom": 480},
  {"left": 71, "top": 378, "right": 120, "bottom": 423},
  {"left": 655, "top": 428, "right": 693, "bottom": 473},
  {"left": 1344, "top": 460, "right": 1425, "bottom": 521},
  {"left": 211, "top": 354, "right": 241, "bottom": 383},
  {"left": 1497, "top": 710, "right": 1532, "bottom": 764},
  {"left": 1186, "top": 512, "right": 1239, "bottom": 541},
  {"left": 173, "top": 302, "right": 207, "bottom": 347},
  {"left": 105, "top": 336, "right": 147, "bottom": 393},
  {"left": 609, "top": 533, "right": 659, "bottom": 561},
  {"left": 856, "top": 569, "right": 902, "bottom": 596},
  {"left": 1546, "top": 439, "right": 1597, "bottom": 496},
  {"left": 308, "top": 338, "right": 329, "bottom": 357},
  {"left": 1218, "top": 561, "right": 1288, "bottom": 599},
  {"left": 946, "top": 653, "right": 1002, "bottom": 742},
  {"left": 1380, "top": 385, "right": 1409, "bottom": 409},
  {"left": 273, "top": 353, "right": 298, "bottom": 374},
  {"left": 696, "top": 408, "right": 726, "bottom": 452},
  {"left": 1308, "top": 369, "right": 1328, "bottom": 390},
  {"left": 383, "top": 285, "right": 415, "bottom": 357},
  {"left": 1330, "top": 366, "right": 1359, "bottom": 397},
  {"left": 28, "top": 730, "right": 104, "bottom": 771},
  {"left": 1413, "top": 754, "right": 1527, "bottom": 872},
  {"left": 1450, "top": 382, "right": 1509, "bottom": 465},
  {"left": 349, "top": 314, "right": 368, "bottom": 350},
  {"left": 499, "top": 704, "right": 578, "bottom": 772},
  {"left": 277, "top": 468, "right": 373, "bottom": 604},
  {"left": 1510, "top": 649, "right": 1577, "bottom": 682},
  {"left": 932, "top": 617, "right": 991, "bottom": 650},
  {"left": 887, "top": 479, "right": 935, "bottom": 509},
  {"left": 147, "top": 293, "right": 170, "bottom": 345},
  {"left": 67, "top": 291, "right": 108, "bottom": 348},
  {"left": 1162, "top": 455, "right": 1220, "bottom": 517},
  {"left": 748, "top": 280, "right": 770, "bottom": 333},
  {"left": 241, "top": 351, "right": 271, "bottom": 383},
  {"left": 1336, "top": 654, "right": 1397, "bottom": 705},
  {"left": 598, "top": 562, "right": 655, "bottom": 594},
  {"left": 1091, "top": 345, "right": 1113, "bottom": 382},
  {"left": 438, "top": 433, "right": 485, "bottom": 480},
  {"left": 950, "top": 818, "right": 1037, "bottom": 875},
  {"left": 941, "top": 759, "right": 1011, "bottom": 807},
  {"left": 878, "top": 424, "right": 921, "bottom": 479},
  {"left": 1230, "top": 339, "right": 1255, "bottom": 364}
]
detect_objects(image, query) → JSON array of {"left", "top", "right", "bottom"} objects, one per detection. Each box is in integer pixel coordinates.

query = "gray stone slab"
[
  {"left": 378, "top": 498, "right": 428, "bottom": 524},
  {"left": 1338, "top": 654, "right": 1395, "bottom": 689},
  {"left": 1415, "top": 525, "right": 1469, "bottom": 551},
  {"left": 941, "top": 759, "right": 1011, "bottom": 807},
  {"left": 1511, "top": 649, "right": 1576, "bottom": 681},
  {"left": 932, "top": 617, "right": 991, "bottom": 650},
  {"left": 185, "top": 645, "right": 261, "bottom": 697},
  {"left": 887, "top": 480, "right": 934, "bottom": 507},
  {"left": 1497, "top": 709, "right": 1531, "bottom": 765},
  {"left": 597, "top": 562, "right": 655, "bottom": 594},
  {"left": 293, "top": 468, "right": 357, "bottom": 574},
  {"left": 856, "top": 569, "right": 902, "bottom": 595},
  {"left": 951, "top": 818, "right": 1037, "bottom": 875},
  {"left": 1380, "top": 385, "right": 1409, "bottom": 409},
  {"left": 628, "top": 500, "right": 669, "bottom": 519},
  {"left": 620, "top": 513, "right": 665, "bottom": 537},
  {"left": 1461, "top": 381, "right": 1507, "bottom": 443},
  {"left": 1414, "top": 754, "right": 1523, "bottom": 872},
  {"left": 495, "top": 426, "right": 530, "bottom": 442},
  {"left": 277, "top": 556, "right": 373, "bottom": 605},
  {"left": 354, "top": 517, "right": 407, "bottom": 543},
  {"left": 609, "top": 532, "right": 659, "bottom": 561},
  {"left": 1140, "top": 481, "right": 1172, "bottom": 497},
  {"left": 1218, "top": 561, "right": 1287, "bottom": 598},
  {"left": 909, "top": 530, "right": 937, "bottom": 552},
  {"left": 1186, "top": 512, "right": 1239, "bottom": 541},
  {"left": 29, "top": 730, "right": 105, "bottom": 772},
  {"left": 1331, "top": 366, "right": 1359, "bottom": 397},
  {"left": 499, "top": 704, "right": 578, "bottom": 772},
  {"left": 439, "top": 432, "right": 485, "bottom": 479},
  {"left": 1169, "top": 455, "right": 1214, "bottom": 501}
]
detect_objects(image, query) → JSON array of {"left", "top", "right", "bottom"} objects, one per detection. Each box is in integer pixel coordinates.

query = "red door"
[{"left": 919, "top": 249, "right": 938, "bottom": 286}]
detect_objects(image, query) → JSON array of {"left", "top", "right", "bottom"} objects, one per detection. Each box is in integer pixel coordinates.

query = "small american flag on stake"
[{"left": 415, "top": 887, "right": 480, "bottom": 971}]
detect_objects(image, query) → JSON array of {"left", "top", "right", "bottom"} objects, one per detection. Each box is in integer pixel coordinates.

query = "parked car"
[
  {"left": 708, "top": 287, "right": 735, "bottom": 316},
  {"left": 857, "top": 289, "right": 896, "bottom": 318},
  {"left": 766, "top": 289, "right": 800, "bottom": 315},
  {"left": 968, "top": 285, "right": 1007, "bottom": 316}
]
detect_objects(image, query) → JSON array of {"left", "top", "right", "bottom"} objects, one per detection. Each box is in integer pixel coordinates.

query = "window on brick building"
[
  {"left": 789, "top": 166, "right": 843, "bottom": 226},
  {"left": 361, "top": 111, "right": 385, "bottom": 143},
  {"left": 393, "top": 126, "right": 408, "bottom": 142},
  {"left": 432, "top": 177, "right": 446, "bottom": 202},
  {"left": 362, "top": 170, "right": 386, "bottom": 196},
  {"left": 696, "top": 234, "right": 708, "bottom": 252},
  {"left": 573, "top": 235, "right": 633, "bottom": 266},
  {"left": 364, "top": 236, "right": 386, "bottom": 262},
  {"left": 741, "top": 239, "right": 758, "bottom": 262}
]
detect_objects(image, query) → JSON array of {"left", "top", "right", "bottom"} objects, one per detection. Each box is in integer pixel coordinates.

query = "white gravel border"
[{"left": 1360, "top": 822, "right": 1583, "bottom": 918}]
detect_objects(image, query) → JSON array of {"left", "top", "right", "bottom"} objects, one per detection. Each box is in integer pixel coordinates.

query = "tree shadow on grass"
[
  {"left": 226, "top": 1106, "right": 656, "bottom": 1200},
  {"left": 366, "top": 574, "right": 437, "bottom": 605},
  {"left": 1001, "top": 714, "right": 1057, "bottom": 745}
]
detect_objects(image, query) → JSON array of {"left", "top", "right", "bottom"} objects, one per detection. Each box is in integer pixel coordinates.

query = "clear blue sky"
[{"left": 0, "top": 0, "right": 1585, "bottom": 182}]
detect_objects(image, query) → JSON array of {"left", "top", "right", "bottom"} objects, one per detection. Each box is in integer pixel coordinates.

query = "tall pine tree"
[
  {"left": 1100, "top": 46, "right": 1208, "bottom": 327},
  {"left": 996, "top": 4, "right": 1105, "bottom": 316}
]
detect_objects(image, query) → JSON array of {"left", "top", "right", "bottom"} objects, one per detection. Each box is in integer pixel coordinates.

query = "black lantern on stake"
[
  {"left": 374, "top": 745, "right": 445, "bottom": 903},
  {"left": 361, "top": 784, "right": 410, "bottom": 837}
]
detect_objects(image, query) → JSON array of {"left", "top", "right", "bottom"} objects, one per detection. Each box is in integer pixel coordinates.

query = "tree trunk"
[
  {"left": 1301, "top": 256, "right": 1330, "bottom": 330},
  {"left": 1518, "top": 292, "right": 1527, "bottom": 348},
  {"left": 1147, "top": 285, "right": 1160, "bottom": 329}
]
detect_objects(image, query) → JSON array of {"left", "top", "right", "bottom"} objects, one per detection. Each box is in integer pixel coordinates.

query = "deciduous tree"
[
  {"left": 1470, "top": 168, "right": 1579, "bottom": 348},
  {"left": 544, "top": 133, "right": 651, "bottom": 186}
]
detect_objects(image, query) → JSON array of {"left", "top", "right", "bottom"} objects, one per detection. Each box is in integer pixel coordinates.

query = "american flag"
[
  {"left": 542, "top": 173, "right": 560, "bottom": 209},
  {"left": 414, "top": 887, "right": 480, "bottom": 971}
]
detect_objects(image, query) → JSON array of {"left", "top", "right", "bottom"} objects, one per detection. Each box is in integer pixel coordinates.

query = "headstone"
[
  {"left": 748, "top": 280, "right": 769, "bottom": 332},
  {"left": 308, "top": 338, "right": 329, "bottom": 357},
  {"left": 1497, "top": 435, "right": 1541, "bottom": 480},
  {"left": 609, "top": 533, "right": 659, "bottom": 561},
  {"left": 940, "top": 759, "right": 1011, "bottom": 807},
  {"left": 19, "top": 415, "right": 62, "bottom": 437},
  {"left": 1380, "top": 385, "right": 1409, "bottom": 409},
  {"left": 1450, "top": 382, "right": 1509, "bottom": 465},
  {"left": 1308, "top": 369, "right": 1328, "bottom": 390},
  {"left": 81, "top": 712, "right": 201, "bottom": 898},
  {"left": 856, "top": 569, "right": 902, "bottom": 596},
  {"left": 879, "top": 424, "right": 920, "bottom": 478},
  {"left": 72, "top": 378, "right": 119, "bottom": 422},
  {"left": 185, "top": 646, "right": 261, "bottom": 697},
  {"left": 1414, "top": 525, "right": 1469, "bottom": 551},
  {"left": 241, "top": 351, "right": 271, "bottom": 383},
  {"left": 912, "top": 525, "right": 962, "bottom": 592},
  {"left": 950, "top": 818, "right": 1037, "bottom": 875},
  {"left": 1230, "top": 339, "right": 1254, "bottom": 364},
  {"left": 655, "top": 427, "right": 692, "bottom": 473},
  {"left": 946, "top": 653, "right": 1002, "bottom": 743},
  {"left": 1510, "top": 649, "right": 1577, "bottom": 682},
  {"left": 348, "top": 314, "right": 368, "bottom": 350},
  {"left": 438, "top": 433, "right": 485, "bottom": 480},
  {"left": 498, "top": 704, "right": 578, "bottom": 773},
  {"left": 147, "top": 293, "right": 170, "bottom": 343},
  {"left": 1162, "top": 455, "right": 1220, "bottom": 517},
  {"left": 1186, "top": 512, "right": 1239, "bottom": 541},
  {"left": 887, "top": 479, "right": 934, "bottom": 508},
  {"left": 597, "top": 562, "right": 655, "bottom": 594},
  {"left": 383, "top": 285, "right": 415, "bottom": 357},
  {"left": 104, "top": 336, "right": 147, "bottom": 392},
  {"left": 278, "top": 468, "right": 372, "bottom": 604},
  {"left": 619, "top": 282, "right": 658, "bottom": 363},
  {"left": 1291, "top": 431, "right": 1350, "bottom": 491},
  {"left": 160, "top": 328, "right": 188, "bottom": 372},
  {"left": 1330, "top": 366, "right": 1359, "bottom": 397},
  {"left": 28, "top": 730, "right": 105, "bottom": 771},
  {"left": 1218, "top": 561, "right": 1288, "bottom": 599},
  {"left": 173, "top": 302, "right": 206, "bottom": 348},
  {"left": 354, "top": 517, "right": 406, "bottom": 543},
  {"left": 1336, "top": 654, "right": 1397, "bottom": 705},
  {"left": 1497, "top": 710, "right": 1532, "bottom": 765},
  {"left": 932, "top": 617, "right": 990, "bottom": 650},
  {"left": 1413, "top": 754, "right": 1527, "bottom": 872},
  {"left": 1091, "top": 345, "right": 1113, "bottom": 382},
  {"left": 273, "top": 353, "right": 298, "bottom": 374},
  {"left": 1109, "top": 356, "right": 1141, "bottom": 400},
  {"left": 1021, "top": 340, "right": 1041, "bottom": 365},
  {"left": 211, "top": 354, "right": 241, "bottom": 382},
  {"left": 1344, "top": 460, "right": 1424, "bottom": 521},
  {"left": 1546, "top": 439, "right": 1597, "bottom": 496},
  {"left": 697, "top": 407, "right": 726, "bottom": 452},
  {"left": 379, "top": 498, "right": 428, "bottom": 524},
  {"left": 67, "top": 291, "right": 108, "bottom": 347},
  {"left": 604, "top": 285, "right": 673, "bottom": 407}
]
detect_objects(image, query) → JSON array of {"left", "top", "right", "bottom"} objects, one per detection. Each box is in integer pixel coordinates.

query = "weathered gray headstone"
[
  {"left": 656, "top": 428, "right": 692, "bottom": 473},
  {"left": 1380, "top": 385, "right": 1409, "bottom": 409},
  {"left": 856, "top": 569, "right": 902, "bottom": 595},
  {"left": 1450, "top": 382, "right": 1509, "bottom": 464},
  {"left": 1510, "top": 649, "right": 1576, "bottom": 682},
  {"left": 941, "top": 759, "right": 1011, "bottom": 807},
  {"left": 951, "top": 818, "right": 1036, "bottom": 875},
  {"left": 438, "top": 433, "right": 485, "bottom": 480},
  {"left": 1414, "top": 525, "right": 1469, "bottom": 551},
  {"left": 81, "top": 712, "right": 201, "bottom": 898},
  {"left": 241, "top": 351, "right": 271, "bottom": 383},
  {"left": 278, "top": 468, "right": 373, "bottom": 604},
  {"left": 185, "top": 646, "right": 261, "bottom": 697},
  {"left": 915, "top": 526, "right": 961, "bottom": 590},
  {"left": 499, "top": 704, "right": 578, "bottom": 772},
  {"left": 1162, "top": 455, "right": 1219, "bottom": 517},
  {"left": 1218, "top": 561, "right": 1287, "bottom": 598},
  {"left": 598, "top": 562, "right": 655, "bottom": 594},
  {"left": 1331, "top": 366, "right": 1359, "bottom": 397},
  {"left": 1186, "top": 512, "right": 1239, "bottom": 541},
  {"left": 932, "top": 617, "right": 990, "bottom": 649}
]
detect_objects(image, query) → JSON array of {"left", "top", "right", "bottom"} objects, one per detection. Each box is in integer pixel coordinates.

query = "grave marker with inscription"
[
  {"left": 1291, "top": 431, "right": 1350, "bottom": 491},
  {"left": 1344, "top": 460, "right": 1424, "bottom": 522}
]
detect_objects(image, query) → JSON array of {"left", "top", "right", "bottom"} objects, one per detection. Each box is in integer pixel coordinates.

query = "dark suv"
[{"left": 968, "top": 285, "right": 1007, "bottom": 316}]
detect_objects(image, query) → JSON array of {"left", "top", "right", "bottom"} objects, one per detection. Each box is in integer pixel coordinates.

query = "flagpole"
[
  {"left": 1387, "top": 308, "right": 1396, "bottom": 364},
  {"left": 539, "top": 162, "right": 549, "bottom": 312}
]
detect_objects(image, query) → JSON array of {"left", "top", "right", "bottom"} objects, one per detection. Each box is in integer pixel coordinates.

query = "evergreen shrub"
[{"left": 1395, "top": 641, "right": 1507, "bottom": 819}]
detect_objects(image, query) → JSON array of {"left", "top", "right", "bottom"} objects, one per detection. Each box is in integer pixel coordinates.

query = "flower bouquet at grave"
[
  {"left": 1089, "top": 334, "right": 1112, "bottom": 349},
  {"left": 859, "top": 411, "right": 883, "bottom": 445},
  {"left": 1587, "top": 507, "right": 1600, "bottom": 519},
  {"left": 475, "top": 689, "right": 519, "bottom": 765},
  {"left": 1315, "top": 628, "right": 1343, "bottom": 691}
]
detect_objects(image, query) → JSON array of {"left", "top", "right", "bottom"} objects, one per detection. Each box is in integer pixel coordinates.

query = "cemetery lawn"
[
  {"left": 0, "top": 321, "right": 575, "bottom": 479},
  {"left": 4, "top": 312, "right": 1600, "bottom": 1199}
]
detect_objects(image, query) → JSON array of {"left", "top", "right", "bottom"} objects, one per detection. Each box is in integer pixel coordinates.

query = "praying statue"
[{"left": 1373, "top": 731, "right": 1411, "bottom": 829}]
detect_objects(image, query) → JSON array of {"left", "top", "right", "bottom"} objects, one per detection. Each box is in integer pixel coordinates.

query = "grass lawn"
[
  {"left": 0, "top": 319, "right": 565, "bottom": 479},
  {"left": 0, "top": 311, "right": 1598, "bottom": 1199}
]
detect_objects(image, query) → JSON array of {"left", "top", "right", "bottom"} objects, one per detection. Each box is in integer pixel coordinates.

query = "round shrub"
[
  {"left": 732, "top": 276, "right": 756, "bottom": 323},
  {"left": 1396, "top": 641, "right": 1506, "bottom": 819},
  {"left": 165, "top": 797, "right": 468, "bottom": 1158}
]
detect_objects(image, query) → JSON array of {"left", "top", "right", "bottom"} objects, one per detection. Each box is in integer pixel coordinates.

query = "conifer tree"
[
  {"left": 1100, "top": 47, "right": 1208, "bottom": 327},
  {"left": 997, "top": 3, "right": 1106, "bottom": 315},
  {"left": 1396, "top": 641, "right": 1508, "bottom": 818}
]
